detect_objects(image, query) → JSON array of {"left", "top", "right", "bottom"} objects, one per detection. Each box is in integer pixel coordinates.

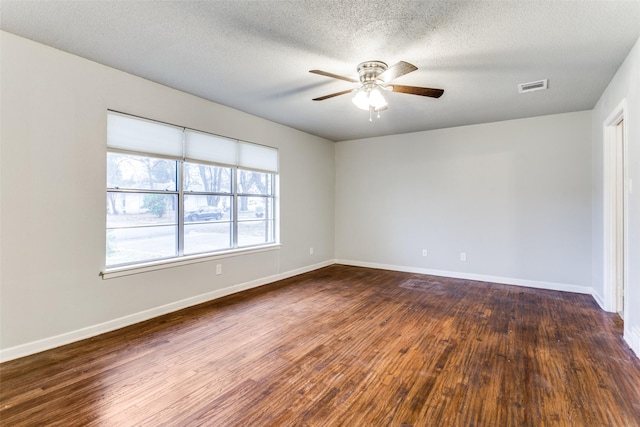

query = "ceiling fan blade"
[
  {"left": 378, "top": 61, "right": 417, "bottom": 83},
  {"left": 389, "top": 85, "right": 444, "bottom": 98},
  {"left": 309, "top": 69, "right": 358, "bottom": 83},
  {"left": 312, "top": 89, "right": 354, "bottom": 101}
]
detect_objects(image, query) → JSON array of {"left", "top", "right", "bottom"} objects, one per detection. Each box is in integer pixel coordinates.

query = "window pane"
[
  {"left": 238, "top": 196, "right": 271, "bottom": 220},
  {"left": 184, "top": 195, "right": 231, "bottom": 222},
  {"left": 106, "top": 225, "right": 178, "bottom": 266},
  {"left": 237, "top": 170, "right": 272, "bottom": 195},
  {"left": 106, "top": 192, "right": 178, "bottom": 266},
  {"left": 107, "top": 152, "right": 177, "bottom": 191},
  {"left": 184, "top": 222, "right": 232, "bottom": 255},
  {"left": 238, "top": 220, "right": 275, "bottom": 247},
  {"left": 107, "top": 193, "right": 177, "bottom": 226},
  {"left": 184, "top": 162, "right": 232, "bottom": 193}
]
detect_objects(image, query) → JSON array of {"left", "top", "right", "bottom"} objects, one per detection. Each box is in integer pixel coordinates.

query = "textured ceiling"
[{"left": 1, "top": 1, "right": 639, "bottom": 141}]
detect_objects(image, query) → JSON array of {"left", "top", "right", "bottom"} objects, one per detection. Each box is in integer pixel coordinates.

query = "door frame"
[{"left": 602, "top": 99, "right": 629, "bottom": 315}]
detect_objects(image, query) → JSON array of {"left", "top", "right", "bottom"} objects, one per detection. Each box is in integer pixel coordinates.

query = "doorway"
[
  {"left": 614, "top": 119, "right": 624, "bottom": 316},
  {"left": 603, "top": 101, "right": 628, "bottom": 317}
]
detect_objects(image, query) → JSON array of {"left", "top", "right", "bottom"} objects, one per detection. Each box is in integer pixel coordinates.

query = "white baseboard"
[
  {"left": 591, "top": 290, "right": 606, "bottom": 310},
  {"left": 626, "top": 327, "right": 640, "bottom": 360},
  {"left": 0, "top": 260, "right": 335, "bottom": 363},
  {"left": 335, "top": 259, "right": 594, "bottom": 295}
]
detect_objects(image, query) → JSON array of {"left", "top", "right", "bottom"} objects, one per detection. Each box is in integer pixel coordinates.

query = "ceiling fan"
[{"left": 310, "top": 60, "right": 444, "bottom": 120}]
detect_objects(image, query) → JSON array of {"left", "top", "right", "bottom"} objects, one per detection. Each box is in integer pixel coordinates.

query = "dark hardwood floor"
[{"left": 1, "top": 265, "right": 640, "bottom": 426}]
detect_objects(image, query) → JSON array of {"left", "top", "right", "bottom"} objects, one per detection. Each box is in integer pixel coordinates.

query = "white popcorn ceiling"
[{"left": 1, "top": 1, "right": 639, "bottom": 141}]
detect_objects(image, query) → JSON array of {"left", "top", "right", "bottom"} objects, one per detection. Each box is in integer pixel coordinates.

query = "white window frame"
[{"left": 102, "top": 111, "right": 279, "bottom": 278}]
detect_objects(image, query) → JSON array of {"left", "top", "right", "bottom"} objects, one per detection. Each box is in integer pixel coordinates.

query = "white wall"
[
  {"left": 335, "top": 111, "right": 593, "bottom": 291},
  {"left": 592, "top": 36, "right": 640, "bottom": 354},
  {"left": 0, "top": 32, "right": 335, "bottom": 359}
]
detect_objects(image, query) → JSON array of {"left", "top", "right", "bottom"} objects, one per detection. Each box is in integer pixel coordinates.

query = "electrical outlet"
[
  {"left": 422, "top": 249, "right": 428, "bottom": 257},
  {"left": 460, "top": 252, "right": 467, "bottom": 262},
  {"left": 309, "top": 247, "right": 314, "bottom": 255},
  {"left": 216, "top": 264, "right": 222, "bottom": 275}
]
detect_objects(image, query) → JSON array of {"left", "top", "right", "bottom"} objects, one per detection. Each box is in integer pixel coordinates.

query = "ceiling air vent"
[{"left": 518, "top": 79, "right": 548, "bottom": 94}]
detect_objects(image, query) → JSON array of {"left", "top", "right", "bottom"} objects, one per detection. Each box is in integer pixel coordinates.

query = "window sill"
[{"left": 101, "top": 244, "right": 281, "bottom": 280}]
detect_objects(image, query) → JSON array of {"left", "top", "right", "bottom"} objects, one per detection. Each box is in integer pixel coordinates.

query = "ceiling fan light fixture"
[
  {"left": 352, "top": 85, "right": 388, "bottom": 112},
  {"left": 369, "top": 87, "right": 387, "bottom": 110},
  {"left": 352, "top": 89, "right": 371, "bottom": 110}
]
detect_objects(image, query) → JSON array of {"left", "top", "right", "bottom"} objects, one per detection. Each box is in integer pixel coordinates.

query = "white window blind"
[
  {"left": 238, "top": 141, "right": 279, "bottom": 173},
  {"left": 184, "top": 129, "right": 237, "bottom": 167},
  {"left": 107, "top": 112, "right": 183, "bottom": 158},
  {"left": 107, "top": 111, "right": 277, "bottom": 171}
]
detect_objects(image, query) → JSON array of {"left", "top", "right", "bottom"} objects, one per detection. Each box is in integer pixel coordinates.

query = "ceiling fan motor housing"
[{"left": 357, "top": 61, "right": 388, "bottom": 84}]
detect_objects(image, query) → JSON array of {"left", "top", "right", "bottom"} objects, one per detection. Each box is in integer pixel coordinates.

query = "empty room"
[{"left": 1, "top": 1, "right": 640, "bottom": 425}]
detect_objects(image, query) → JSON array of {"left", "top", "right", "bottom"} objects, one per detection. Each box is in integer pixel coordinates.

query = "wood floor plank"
[{"left": 2, "top": 265, "right": 640, "bottom": 426}]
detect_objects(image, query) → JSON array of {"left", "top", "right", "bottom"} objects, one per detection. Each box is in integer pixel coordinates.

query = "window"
[
  {"left": 106, "top": 112, "right": 278, "bottom": 268},
  {"left": 237, "top": 169, "right": 275, "bottom": 247}
]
